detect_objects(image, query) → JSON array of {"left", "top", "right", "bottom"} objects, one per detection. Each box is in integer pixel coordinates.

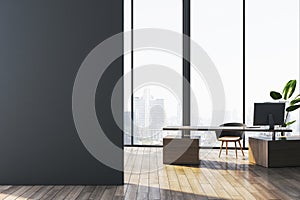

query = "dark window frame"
[{"left": 128, "top": 0, "right": 247, "bottom": 149}]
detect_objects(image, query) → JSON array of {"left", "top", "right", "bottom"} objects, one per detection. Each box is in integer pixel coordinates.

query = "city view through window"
[
  {"left": 124, "top": 87, "right": 182, "bottom": 145},
  {"left": 124, "top": 0, "right": 299, "bottom": 146}
]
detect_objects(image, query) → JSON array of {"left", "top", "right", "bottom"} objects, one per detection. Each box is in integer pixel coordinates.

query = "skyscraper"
[{"left": 134, "top": 88, "right": 165, "bottom": 144}]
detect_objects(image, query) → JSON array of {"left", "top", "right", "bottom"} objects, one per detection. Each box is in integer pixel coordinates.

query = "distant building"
[
  {"left": 125, "top": 88, "right": 182, "bottom": 145},
  {"left": 134, "top": 89, "right": 165, "bottom": 144},
  {"left": 124, "top": 111, "right": 131, "bottom": 145}
]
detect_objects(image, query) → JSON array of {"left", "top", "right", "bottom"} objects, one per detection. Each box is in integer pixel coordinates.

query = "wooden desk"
[
  {"left": 249, "top": 136, "right": 300, "bottom": 167},
  {"left": 163, "top": 135, "right": 199, "bottom": 165},
  {"left": 163, "top": 126, "right": 292, "bottom": 140},
  {"left": 163, "top": 126, "right": 292, "bottom": 165}
]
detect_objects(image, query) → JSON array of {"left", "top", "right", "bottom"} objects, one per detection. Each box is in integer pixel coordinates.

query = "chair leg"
[
  {"left": 219, "top": 141, "right": 224, "bottom": 158},
  {"left": 234, "top": 141, "right": 238, "bottom": 159},
  {"left": 226, "top": 142, "right": 228, "bottom": 155},
  {"left": 238, "top": 140, "right": 245, "bottom": 156}
]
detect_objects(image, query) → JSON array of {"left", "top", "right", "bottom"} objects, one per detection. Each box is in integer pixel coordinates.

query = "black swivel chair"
[{"left": 215, "top": 123, "right": 245, "bottom": 158}]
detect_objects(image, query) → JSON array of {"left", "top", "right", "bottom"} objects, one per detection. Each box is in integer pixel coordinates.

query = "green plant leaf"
[
  {"left": 270, "top": 91, "right": 282, "bottom": 100},
  {"left": 290, "top": 98, "right": 300, "bottom": 105},
  {"left": 282, "top": 80, "right": 297, "bottom": 100},
  {"left": 285, "top": 120, "right": 296, "bottom": 127},
  {"left": 282, "top": 123, "right": 287, "bottom": 127},
  {"left": 286, "top": 105, "right": 300, "bottom": 112}
]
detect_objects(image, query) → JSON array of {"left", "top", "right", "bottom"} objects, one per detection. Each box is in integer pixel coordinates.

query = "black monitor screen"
[{"left": 254, "top": 103, "right": 285, "bottom": 126}]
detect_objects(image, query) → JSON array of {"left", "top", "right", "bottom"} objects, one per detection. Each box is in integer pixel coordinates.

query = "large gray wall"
[{"left": 0, "top": 0, "right": 123, "bottom": 184}]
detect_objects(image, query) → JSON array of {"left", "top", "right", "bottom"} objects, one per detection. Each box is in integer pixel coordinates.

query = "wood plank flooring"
[{"left": 1, "top": 147, "right": 300, "bottom": 199}]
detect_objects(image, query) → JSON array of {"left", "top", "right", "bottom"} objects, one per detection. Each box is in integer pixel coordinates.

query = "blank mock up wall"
[{"left": 0, "top": 0, "right": 123, "bottom": 184}]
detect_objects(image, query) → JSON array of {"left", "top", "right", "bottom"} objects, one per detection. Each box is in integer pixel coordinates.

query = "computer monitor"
[{"left": 254, "top": 103, "right": 285, "bottom": 129}]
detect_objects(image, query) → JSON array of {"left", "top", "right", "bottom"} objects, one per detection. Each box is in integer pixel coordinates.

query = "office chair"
[{"left": 215, "top": 123, "right": 245, "bottom": 159}]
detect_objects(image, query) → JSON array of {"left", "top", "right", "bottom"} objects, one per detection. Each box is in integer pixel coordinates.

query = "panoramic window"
[
  {"left": 245, "top": 0, "right": 300, "bottom": 146},
  {"left": 124, "top": 0, "right": 183, "bottom": 145},
  {"left": 190, "top": 0, "right": 243, "bottom": 147},
  {"left": 124, "top": 0, "right": 299, "bottom": 147}
]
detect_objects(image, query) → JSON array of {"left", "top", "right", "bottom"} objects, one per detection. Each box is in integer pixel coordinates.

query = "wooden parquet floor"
[{"left": 1, "top": 147, "right": 300, "bottom": 199}]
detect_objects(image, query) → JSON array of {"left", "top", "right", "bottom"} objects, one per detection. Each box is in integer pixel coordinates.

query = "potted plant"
[{"left": 270, "top": 80, "right": 300, "bottom": 129}]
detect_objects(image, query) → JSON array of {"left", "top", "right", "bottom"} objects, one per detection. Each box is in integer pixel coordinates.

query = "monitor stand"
[
  {"left": 268, "top": 114, "right": 275, "bottom": 130},
  {"left": 268, "top": 114, "right": 276, "bottom": 139}
]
